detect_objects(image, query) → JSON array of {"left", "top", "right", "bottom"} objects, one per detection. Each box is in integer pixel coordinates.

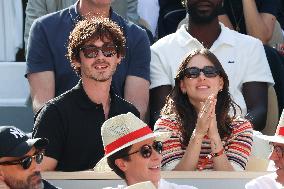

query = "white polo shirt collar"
[{"left": 176, "top": 23, "right": 236, "bottom": 50}]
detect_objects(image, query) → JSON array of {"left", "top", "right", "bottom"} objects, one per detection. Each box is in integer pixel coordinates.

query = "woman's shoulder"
[
  {"left": 154, "top": 114, "right": 180, "bottom": 131},
  {"left": 230, "top": 116, "right": 253, "bottom": 132}
]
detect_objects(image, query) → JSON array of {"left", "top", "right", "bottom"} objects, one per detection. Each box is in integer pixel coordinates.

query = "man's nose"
[
  {"left": 96, "top": 49, "right": 105, "bottom": 58},
  {"left": 269, "top": 149, "right": 280, "bottom": 161},
  {"left": 151, "top": 149, "right": 162, "bottom": 161}
]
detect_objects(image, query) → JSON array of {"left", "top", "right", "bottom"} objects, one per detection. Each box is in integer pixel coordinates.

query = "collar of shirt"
[
  {"left": 211, "top": 23, "right": 236, "bottom": 50},
  {"left": 176, "top": 23, "right": 236, "bottom": 50},
  {"left": 71, "top": 80, "right": 118, "bottom": 111}
]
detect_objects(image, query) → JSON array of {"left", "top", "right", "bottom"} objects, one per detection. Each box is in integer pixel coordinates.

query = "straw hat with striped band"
[
  {"left": 93, "top": 112, "right": 171, "bottom": 172},
  {"left": 257, "top": 109, "right": 284, "bottom": 143}
]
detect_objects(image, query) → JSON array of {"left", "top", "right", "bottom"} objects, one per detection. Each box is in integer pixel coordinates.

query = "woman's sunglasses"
[
  {"left": 0, "top": 152, "right": 44, "bottom": 170},
  {"left": 183, "top": 66, "right": 219, "bottom": 79},
  {"left": 80, "top": 43, "right": 117, "bottom": 58},
  {"left": 127, "top": 141, "right": 163, "bottom": 159}
]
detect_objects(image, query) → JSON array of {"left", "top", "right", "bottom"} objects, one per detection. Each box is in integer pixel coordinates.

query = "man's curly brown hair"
[{"left": 67, "top": 17, "right": 126, "bottom": 76}]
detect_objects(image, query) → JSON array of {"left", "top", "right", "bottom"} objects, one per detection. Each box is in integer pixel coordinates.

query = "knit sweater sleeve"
[
  {"left": 224, "top": 119, "right": 253, "bottom": 171},
  {"left": 154, "top": 116, "right": 185, "bottom": 170}
]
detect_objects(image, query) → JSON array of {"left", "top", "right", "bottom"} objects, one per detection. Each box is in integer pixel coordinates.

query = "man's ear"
[
  {"left": 72, "top": 60, "right": 81, "bottom": 68},
  {"left": 0, "top": 168, "right": 4, "bottom": 179},
  {"left": 115, "top": 54, "right": 123, "bottom": 64},
  {"left": 115, "top": 158, "right": 128, "bottom": 172}
]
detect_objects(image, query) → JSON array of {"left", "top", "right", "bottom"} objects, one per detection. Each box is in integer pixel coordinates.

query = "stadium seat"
[{"left": 0, "top": 62, "right": 29, "bottom": 106}]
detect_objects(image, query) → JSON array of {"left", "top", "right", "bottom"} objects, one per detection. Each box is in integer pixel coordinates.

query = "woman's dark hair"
[
  {"left": 161, "top": 48, "right": 240, "bottom": 147},
  {"left": 67, "top": 17, "right": 126, "bottom": 76},
  {"left": 107, "top": 145, "right": 132, "bottom": 180}
]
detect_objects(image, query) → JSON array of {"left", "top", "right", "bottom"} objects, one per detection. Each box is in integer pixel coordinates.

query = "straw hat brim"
[
  {"left": 256, "top": 135, "right": 284, "bottom": 144},
  {"left": 93, "top": 131, "right": 171, "bottom": 172}
]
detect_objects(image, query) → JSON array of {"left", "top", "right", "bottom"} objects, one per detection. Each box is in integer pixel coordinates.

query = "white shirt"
[
  {"left": 137, "top": 0, "right": 159, "bottom": 36},
  {"left": 103, "top": 179, "right": 198, "bottom": 189},
  {"left": 245, "top": 173, "right": 282, "bottom": 189},
  {"left": 0, "top": 0, "right": 23, "bottom": 61},
  {"left": 150, "top": 23, "right": 274, "bottom": 115}
]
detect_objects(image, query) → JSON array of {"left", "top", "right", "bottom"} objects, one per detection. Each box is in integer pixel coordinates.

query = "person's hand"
[
  {"left": 0, "top": 176, "right": 10, "bottom": 189},
  {"left": 275, "top": 43, "right": 284, "bottom": 56},
  {"left": 195, "top": 94, "right": 216, "bottom": 138},
  {"left": 207, "top": 98, "right": 219, "bottom": 139}
]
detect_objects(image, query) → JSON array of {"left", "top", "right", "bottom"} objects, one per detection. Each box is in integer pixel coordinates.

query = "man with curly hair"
[
  {"left": 26, "top": 0, "right": 150, "bottom": 121},
  {"left": 32, "top": 18, "right": 140, "bottom": 172}
]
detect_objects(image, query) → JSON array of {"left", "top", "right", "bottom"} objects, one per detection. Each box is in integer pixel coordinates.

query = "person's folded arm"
[
  {"left": 242, "top": 0, "right": 276, "bottom": 44},
  {"left": 150, "top": 85, "right": 172, "bottom": 126},
  {"left": 27, "top": 71, "right": 55, "bottom": 113},
  {"left": 124, "top": 76, "right": 150, "bottom": 122},
  {"left": 243, "top": 82, "right": 268, "bottom": 131}
]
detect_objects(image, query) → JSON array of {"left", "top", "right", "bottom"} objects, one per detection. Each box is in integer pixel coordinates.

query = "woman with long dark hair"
[{"left": 154, "top": 48, "right": 253, "bottom": 171}]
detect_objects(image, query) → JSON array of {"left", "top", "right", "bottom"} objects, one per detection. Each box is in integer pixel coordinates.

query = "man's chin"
[
  {"left": 28, "top": 175, "right": 43, "bottom": 189},
  {"left": 275, "top": 168, "right": 284, "bottom": 185},
  {"left": 31, "top": 180, "right": 43, "bottom": 189}
]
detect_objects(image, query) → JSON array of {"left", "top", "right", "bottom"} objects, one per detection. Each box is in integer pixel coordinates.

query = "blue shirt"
[{"left": 26, "top": 2, "right": 150, "bottom": 97}]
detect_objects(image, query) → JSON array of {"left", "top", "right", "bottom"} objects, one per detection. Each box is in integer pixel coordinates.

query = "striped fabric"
[{"left": 154, "top": 116, "right": 253, "bottom": 171}]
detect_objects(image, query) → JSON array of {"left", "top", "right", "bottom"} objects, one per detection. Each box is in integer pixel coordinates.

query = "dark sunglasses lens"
[
  {"left": 153, "top": 141, "right": 163, "bottom": 154},
  {"left": 186, "top": 68, "right": 200, "bottom": 78},
  {"left": 82, "top": 47, "right": 98, "bottom": 58},
  {"left": 102, "top": 45, "right": 117, "bottom": 57},
  {"left": 203, "top": 66, "right": 218, "bottom": 78},
  {"left": 35, "top": 153, "right": 44, "bottom": 164},
  {"left": 21, "top": 157, "right": 32, "bottom": 169},
  {"left": 140, "top": 145, "right": 152, "bottom": 158}
]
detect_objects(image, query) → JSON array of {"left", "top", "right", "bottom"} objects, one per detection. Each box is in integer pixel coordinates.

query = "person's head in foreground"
[
  {"left": 257, "top": 109, "right": 284, "bottom": 185},
  {"left": 94, "top": 112, "right": 170, "bottom": 188},
  {"left": 0, "top": 126, "right": 48, "bottom": 189}
]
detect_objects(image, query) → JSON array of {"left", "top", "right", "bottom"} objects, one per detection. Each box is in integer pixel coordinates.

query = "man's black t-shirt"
[{"left": 33, "top": 81, "right": 140, "bottom": 171}]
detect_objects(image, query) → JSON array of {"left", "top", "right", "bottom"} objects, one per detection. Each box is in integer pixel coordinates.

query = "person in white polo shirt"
[{"left": 149, "top": 0, "right": 274, "bottom": 131}]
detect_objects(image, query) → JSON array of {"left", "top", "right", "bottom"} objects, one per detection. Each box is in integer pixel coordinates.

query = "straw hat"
[
  {"left": 93, "top": 112, "right": 170, "bottom": 172},
  {"left": 257, "top": 109, "right": 284, "bottom": 143},
  {"left": 125, "top": 181, "right": 156, "bottom": 189}
]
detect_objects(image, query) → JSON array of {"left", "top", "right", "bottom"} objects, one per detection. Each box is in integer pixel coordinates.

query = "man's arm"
[
  {"left": 242, "top": 0, "right": 277, "bottom": 44},
  {"left": 33, "top": 104, "right": 65, "bottom": 171},
  {"left": 27, "top": 71, "right": 55, "bottom": 113},
  {"left": 149, "top": 85, "right": 172, "bottom": 127},
  {"left": 124, "top": 76, "right": 150, "bottom": 122},
  {"left": 242, "top": 82, "right": 268, "bottom": 131}
]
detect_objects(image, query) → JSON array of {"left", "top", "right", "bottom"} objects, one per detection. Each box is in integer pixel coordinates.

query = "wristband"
[
  {"left": 210, "top": 148, "right": 225, "bottom": 158},
  {"left": 197, "top": 148, "right": 225, "bottom": 171}
]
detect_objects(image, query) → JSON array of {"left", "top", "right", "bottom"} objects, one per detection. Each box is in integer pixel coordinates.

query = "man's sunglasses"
[
  {"left": 0, "top": 152, "right": 44, "bottom": 170},
  {"left": 127, "top": 141, "right": 163, "bottom": 159},
  {"left": 80, "top": 43, "right": 117, "bottom": 58},
  {"left": 183, "top": 66, "right": 219, "bottom": 78}
]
